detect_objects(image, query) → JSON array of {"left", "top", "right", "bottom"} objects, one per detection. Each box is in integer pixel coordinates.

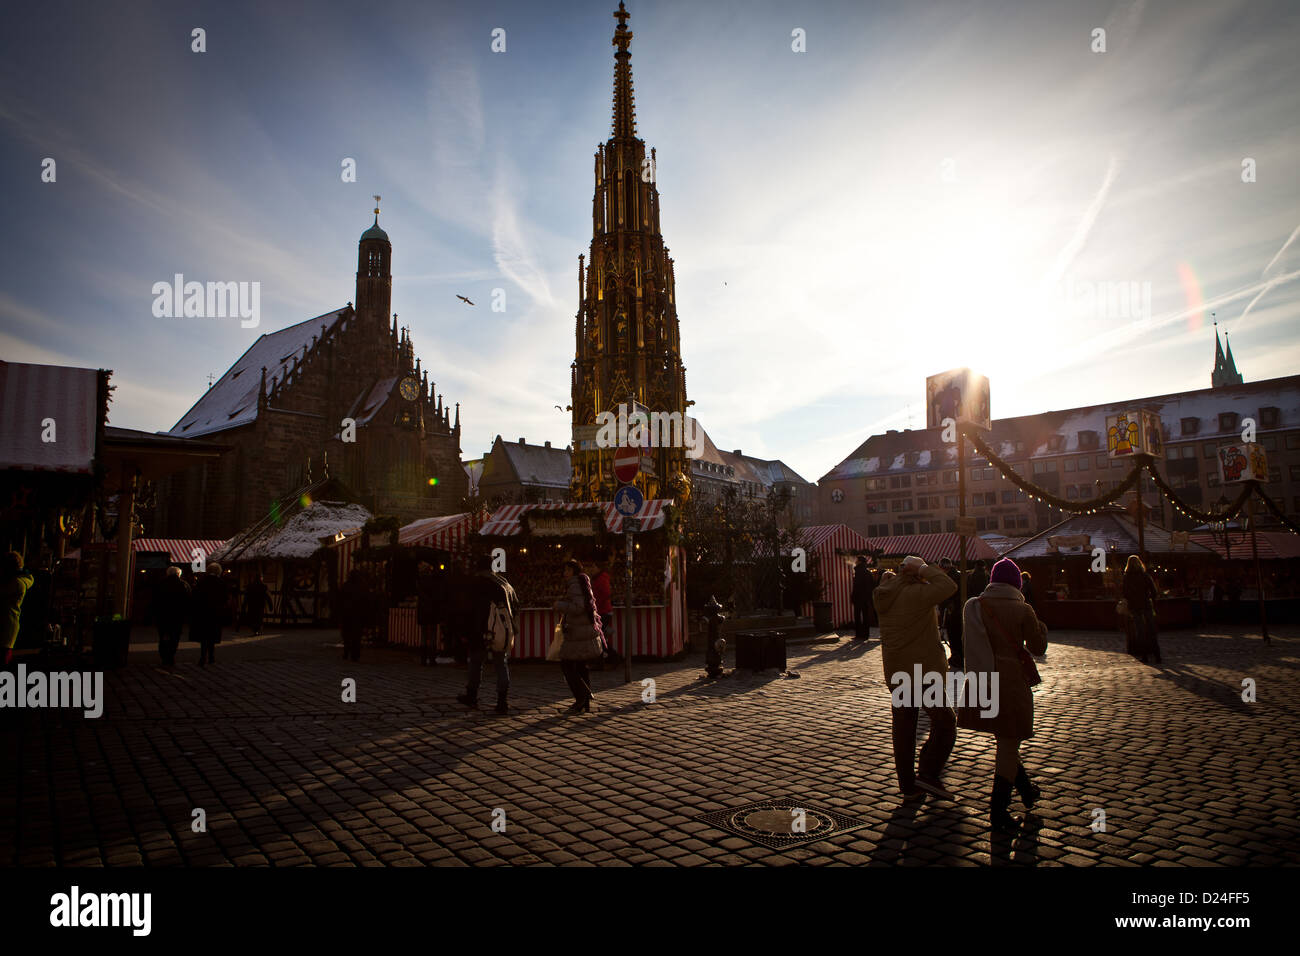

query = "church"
[{"left": 150, "top": 202, "right": 468, "bottom": 539}]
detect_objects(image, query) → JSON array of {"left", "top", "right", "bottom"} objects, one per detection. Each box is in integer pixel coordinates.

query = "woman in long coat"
[
  {"left": 1122, "top": 555, "right": 1162, "bottom": 664},
  {"left": 553, "top": 559, "right": 605, "bottom": 714},
  {"left": 957, "top": 557, "right": 1048, "bottom": 833}
]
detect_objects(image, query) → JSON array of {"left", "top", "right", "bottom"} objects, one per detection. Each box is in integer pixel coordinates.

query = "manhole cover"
[{"left": 697, "top": 799, "right": 869, "bottom": 850}]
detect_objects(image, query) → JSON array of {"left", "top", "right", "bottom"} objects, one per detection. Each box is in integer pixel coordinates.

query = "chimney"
[
  {"left": 732, "top": 449, "right": 742, "bottom": 456},
  {"left": 519, "top": 437, "right": 526, "bottom": 445},
  {"left": 544, "top": 441, "right": 551, "bottom": 448}
]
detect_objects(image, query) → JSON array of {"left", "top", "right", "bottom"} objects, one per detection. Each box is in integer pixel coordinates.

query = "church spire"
[
  {"left": 611, "top": 2, "right": 637, "bottom": 141},
  {"left": 1211, "top": 318, "right": 1244, "bottom": 388}
]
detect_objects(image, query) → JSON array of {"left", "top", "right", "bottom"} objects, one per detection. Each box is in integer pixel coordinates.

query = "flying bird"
[{"left": 456, "top": 295, "right": 474, "bottom": 306}]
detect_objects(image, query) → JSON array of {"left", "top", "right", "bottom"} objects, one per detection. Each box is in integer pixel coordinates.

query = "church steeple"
[
  {"left": 611, "top": 2, "right": 637, "bottom": 142},
  {"left": 570, "top": 2, "right": 689, "bottom": 503},
  {"left": 356, "top": 195, "right": 391, "bottom": 336},
  {"left": 1212, "top": 318, "right": 1244, "bottom": 388}
]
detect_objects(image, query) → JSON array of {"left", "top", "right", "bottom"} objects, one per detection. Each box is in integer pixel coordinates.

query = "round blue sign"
[{"left": 614, "top": 484, "right": 644, "bottom": 517}]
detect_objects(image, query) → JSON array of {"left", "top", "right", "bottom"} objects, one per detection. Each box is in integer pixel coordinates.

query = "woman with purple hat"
[{"left": 957, "top": 556, "right": 1049, "bottom": 834}]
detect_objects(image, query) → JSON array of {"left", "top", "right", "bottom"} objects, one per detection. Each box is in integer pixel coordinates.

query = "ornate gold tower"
[{"left": 570, "top": 2, "right": 690, "bottom": 503}]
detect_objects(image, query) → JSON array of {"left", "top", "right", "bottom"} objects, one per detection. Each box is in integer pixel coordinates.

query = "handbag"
[
  {"left": 546, "top": 621, "right": 564, "bottom": 662},
  {"left": 979, "top": 598, "right": 1042, "bottom": 687}
]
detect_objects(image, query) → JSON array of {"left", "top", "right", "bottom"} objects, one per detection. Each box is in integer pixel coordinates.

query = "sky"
[{"left": 2, "top": 0, "right": 1299, "bottom": 485}]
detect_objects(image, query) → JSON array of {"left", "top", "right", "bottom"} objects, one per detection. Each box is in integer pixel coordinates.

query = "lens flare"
[{"left": 1177, "top": 261, "right": 1204, "bottom": 331}]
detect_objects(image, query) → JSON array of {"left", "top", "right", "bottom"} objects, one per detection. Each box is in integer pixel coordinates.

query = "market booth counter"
[{"left": 478, "top": 500, "right": 685, "bottom": 660}]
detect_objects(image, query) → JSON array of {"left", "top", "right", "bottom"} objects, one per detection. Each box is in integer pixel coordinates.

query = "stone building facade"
[{"left": 151, "top": 208, "right": 467, "bottom": 538}]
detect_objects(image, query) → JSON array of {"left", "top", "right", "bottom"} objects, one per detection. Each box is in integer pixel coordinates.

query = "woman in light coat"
[
  {"left": 957, "top": 557, "right": 1048, "bottom": 833},
  {"left": 553, "top": 559, "right": 605, "bottom": 714}
]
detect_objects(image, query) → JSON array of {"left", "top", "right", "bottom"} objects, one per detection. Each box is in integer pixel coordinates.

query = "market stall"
[
  {"left": 477, "top": 499, "right": 685, "bottom": 660},
  {"left": 212, "top": 484, "right": 371, "bottom": 626},
  {"left": 796, "top": 524, "right": 874, "bottom": 627}
]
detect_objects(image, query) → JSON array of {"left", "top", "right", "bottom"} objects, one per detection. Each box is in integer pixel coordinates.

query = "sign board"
[
  {"left": 614, "top": 484, "right": 644, "bottom": 518},
  {"left": 954, "top": 516, "right": 977, "bottom": 536},
  {"left": 926, "top": 368, "right": 991, "bottom": 431},
  {"left": 1217, "top": 442, "right": 1269, "bottom": 483},
  {"left": 573, "top": 424, "right": 601, "bottom": 453},
  {"left": 1045, "top": 534, "right": 1091, "bottom": 554},
  {"left": 614, "top": 446, "right": 641, "bottom": 483},
  {"left": 1106, "top": 409, "right": 1163, "bottom": 458},
  {"left": 520, "top": 510, "right": 603, "bottom": 537}
]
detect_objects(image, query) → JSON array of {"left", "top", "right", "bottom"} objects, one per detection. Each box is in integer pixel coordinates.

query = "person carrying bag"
[
  {"left": 553, "top": 558, "right": 605, "bottom": 714},
  {"left": 957, "top": 557, "right": 1049, "bottom": 834}
]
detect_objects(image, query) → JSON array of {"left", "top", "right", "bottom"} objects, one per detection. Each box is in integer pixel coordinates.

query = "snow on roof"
[
  {"left": 169, "top": 307, "right": 348, "bottom": 438},
  {"left": 498, "top": 438, "right": 572, "bottom": 488},
  {"left": 214, "top": 500, "right": 372, "bottom": 562}
]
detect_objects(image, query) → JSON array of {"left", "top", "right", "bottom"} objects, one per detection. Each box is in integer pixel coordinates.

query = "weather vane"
[{"left": 373, "top": 194, "right": 381, "bottom": 218}]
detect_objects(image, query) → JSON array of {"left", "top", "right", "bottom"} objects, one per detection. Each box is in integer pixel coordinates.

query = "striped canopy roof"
[
  {"left": 866, "top": 532, "right": 999, "bottom": 562},
  {"left": 1189, "top": 531, "right": 1300, "bottom": 561},
  {"left": 132, "top": 538, "right": 227, "bottom": 564},
  {"left": 479, "top": 499, "right": 672, "bottom": 537}
]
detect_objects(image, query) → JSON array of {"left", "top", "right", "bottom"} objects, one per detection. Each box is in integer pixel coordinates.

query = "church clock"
[{"left": 398, "top": 376, "right": 420, "bottom": 401}]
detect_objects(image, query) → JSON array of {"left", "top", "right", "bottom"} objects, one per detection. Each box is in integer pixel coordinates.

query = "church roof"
[
  {"left": 493, "top": 437, "right": 572, "bottom": 489},
  {"left": 169, "top": 307, "right": 348, "bottom": 438},
  {"left": 361, "top": 222, "right": 389, "bottom": 243}
]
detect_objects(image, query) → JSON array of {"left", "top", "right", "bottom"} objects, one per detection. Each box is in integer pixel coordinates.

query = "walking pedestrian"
[
  {"left": 155, "top": 566, "right": 190, "bottom": 667},
  {"left": 191, "top": 562, "right": 228, "bottom": 667},
  {"left": 939, "top": 557, "right": 964, "bottom": 666},
  {"left": 338, "top": 569, "right": 370, "bottom": 662},
  {"left": 1020, "top": 570, "right": 1036, "bottom": 609},
  {"left": 968, "top": 559, "right": 989, "bottom": 598},
  {"left": 553, "top": 558, "right": 605, "bottom": 714},
  {"left": 589, "top": 555, "right": 621, "bottom": 667},
  {"left": 457, "top": 554, "right": 518, "bottom": 714},
  {"left": 957, "top": 557, "right": 1049, "bottom": 833},
  {"left": 416, "top": 563, "right": 446, "bottom": 666},
  {"left": 1123, "top": 555, "right": 1162, "bottom": 664},
  {"left": 851, "top": 557, "right": 875, "bottom": 640},
  {"left": 242, "top": 573, "right": 270, "bottom": 636},
  {"left": 873, "top": 554, "right": 959, "bottom": 801},
  {"left": 2, "top": 551, "right": 34, "bottom": 668}
]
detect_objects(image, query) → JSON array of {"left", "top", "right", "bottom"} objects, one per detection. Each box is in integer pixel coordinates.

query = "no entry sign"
[{"left": 614, "top": 445, "right": 641, "bottom": 483}]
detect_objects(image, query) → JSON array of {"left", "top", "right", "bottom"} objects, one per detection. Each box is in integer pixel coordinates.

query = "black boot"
[
  {"left": 991, "top": 775, "right": 1019, "bottom": 833},
  {"left": 494, "top": 696, "right": 508, "bottom": 715},
  {"left": 1014, "top": 765, "right": 1040, "bottom": 810},
  {"left": 456, "top": 693, "right": 477, "bottom": 708}
]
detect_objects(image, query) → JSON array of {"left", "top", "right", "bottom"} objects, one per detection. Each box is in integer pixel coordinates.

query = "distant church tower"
[
  {"left": 570, "top": 2, "right": 690, "bottom": 502},
  {"left": 356, "top": 195, "right": 393, "bottom": 365},
  {"left": 1212, "top": 321, "right": 1244, "bottom": 387}
]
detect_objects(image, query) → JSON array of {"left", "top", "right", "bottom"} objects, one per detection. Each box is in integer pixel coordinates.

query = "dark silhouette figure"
[
  {"left": 191, "top": 563, "right": 229, "bottom": 667},
  {"left": 154, "top": 566, "right": 190, "bottom": 667}
]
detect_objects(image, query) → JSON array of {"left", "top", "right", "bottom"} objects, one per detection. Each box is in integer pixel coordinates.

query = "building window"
[
  {"left": 1032, "top": 460, "right": 1057, "bottom": 474},
  {"left": 943, "top": 470, "right": 957, "bottom": 483},
  {"left": 1181, "top": 417, "right": 1199, "bottom": 436},
  {"left": 1207, "top": 473, "right": 1220, "bottom": 487},
  {"left": 945, "top": 519, "right": 956, "bottom": 532},
  {"left": 1203, "top": 442, "right": 1218, "bottom": 458},
  {"left": 975, "top": 517, "right": 988, "bottom": 531},
  {"left": 1096, "top": 454, "right": 1108, "bottom": 469},
  {"left": 1269, "top": 468, "right": 1281, "bottom": 484},
  {"left": 1219, "top": 412, "right": 1238, "bottom": 433},
  {"left": 903, "top": 522, "right": 914, "bottom": 535},
  {"left": 1064, "top": 458, "right": 1076, "bottom": 472},
  {"left": 1002, "top": 490, "right": 1015, "bottom": 504},
  {"left": 1017, "top": 515, "right": 1029, "bottom": 529},
  {"left": 889, "top": 475, "right": 912, "bottom": 489},
  {"left": 1262, "top": 436, "right": 1277, "bottom": 451},
  {"left": 944, "top": 495, "right": 958, "bottom": 508},
  {"left": 1076, "top": 457, "right": 1090, "bottom": 471},
  {"left": 1112, "top": 458, "right": 1125, "bottom": 468},
  {"left": 1181, "top": 446, "right": 1196, "bottom": 459},
  {"left": 1067, "top": 485, "right": 1079, "bottom": 499},
  {"left": 1260, "top": 406, "right": 1280, "bottom": 429},
  {"left": 1288, "top": 435, "right": 1300, "bottom": 450}
]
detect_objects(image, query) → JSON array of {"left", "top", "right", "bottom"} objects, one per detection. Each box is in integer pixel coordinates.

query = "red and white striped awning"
[
  {"left": 479, "top": 499, "right": 672, "bottom": 537},
  {"left": 398, "top": 512, "right": 475, "bottom": 549},
  {"left": 131, "top": 538, "right": 226, "bottom": 564},
  {"left": 865, "top": 532, "right": 999, "bottom": 562}
]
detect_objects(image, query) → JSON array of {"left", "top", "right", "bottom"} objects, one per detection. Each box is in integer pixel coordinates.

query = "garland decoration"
[
  {"left": 1144, "top": 467, "right": 1252, "bottom": 526},
  {"left": 1256, "top": 487, "right": 1300, "bottom": 536}
]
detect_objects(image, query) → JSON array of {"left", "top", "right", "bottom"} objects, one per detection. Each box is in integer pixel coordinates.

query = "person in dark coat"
[
  {"left": 338, "top": 569, "right": 372, "bottom": 662},
  {"left": 553, "top": 558, "right": 605, "bottom": 714},
  {"left": 457, "top": 555, "right": 519, "bottom": 714},
  {"left": 241, "top": 574, "right": 271, "bottom": 636},
  {"left": 851, "top": 557, "right": 876, "bottom": 640},
  {"left": 417, "top": 563, "right": 447, "bottom": 666},
  {"left": 443, "top": 561, "right": 476, "bottom": 667},
  {"left": 957, "top": 557, "right": 1049, "bottom": 833},
  {"left": 939, "top": 557, "right": 964, "bottom": 666},
  {"left": 968, "top": 559, "right": 989, "bottom": 598},
  {"left": 1020, "top": 570, "right": 1036, "bottom": 608},
  {"left": 190, "top": 562, "right": 229, "bottom": 667},
  {"left": 1122, "top": 555, "right": 1161, "bottom": 664},
  {"left": 154, "top": 566, "right": 190, "bottom": 667}
]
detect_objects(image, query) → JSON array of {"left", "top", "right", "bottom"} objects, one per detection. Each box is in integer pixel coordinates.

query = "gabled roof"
[
  {"left": 492, "top": 437, "right": 572, "bottom": 489},
  {"left": 211, "top": 476, "right": 366, "bottom": 563},
  {"left": 169, "top": 307, "right": 348, "bottom": 438},
  {"left": 1002, "top": 509, "right": 1218, "bottom": 560}
]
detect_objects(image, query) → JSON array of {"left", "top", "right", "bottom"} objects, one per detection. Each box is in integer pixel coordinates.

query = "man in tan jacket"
[{"left": 873, "top": 555, "right": 959, "bottom": 801}]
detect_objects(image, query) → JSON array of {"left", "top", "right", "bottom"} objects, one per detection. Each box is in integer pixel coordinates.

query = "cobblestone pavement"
[{"left": 3, "top": 623, "right": 1298, "bottom": 866}]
